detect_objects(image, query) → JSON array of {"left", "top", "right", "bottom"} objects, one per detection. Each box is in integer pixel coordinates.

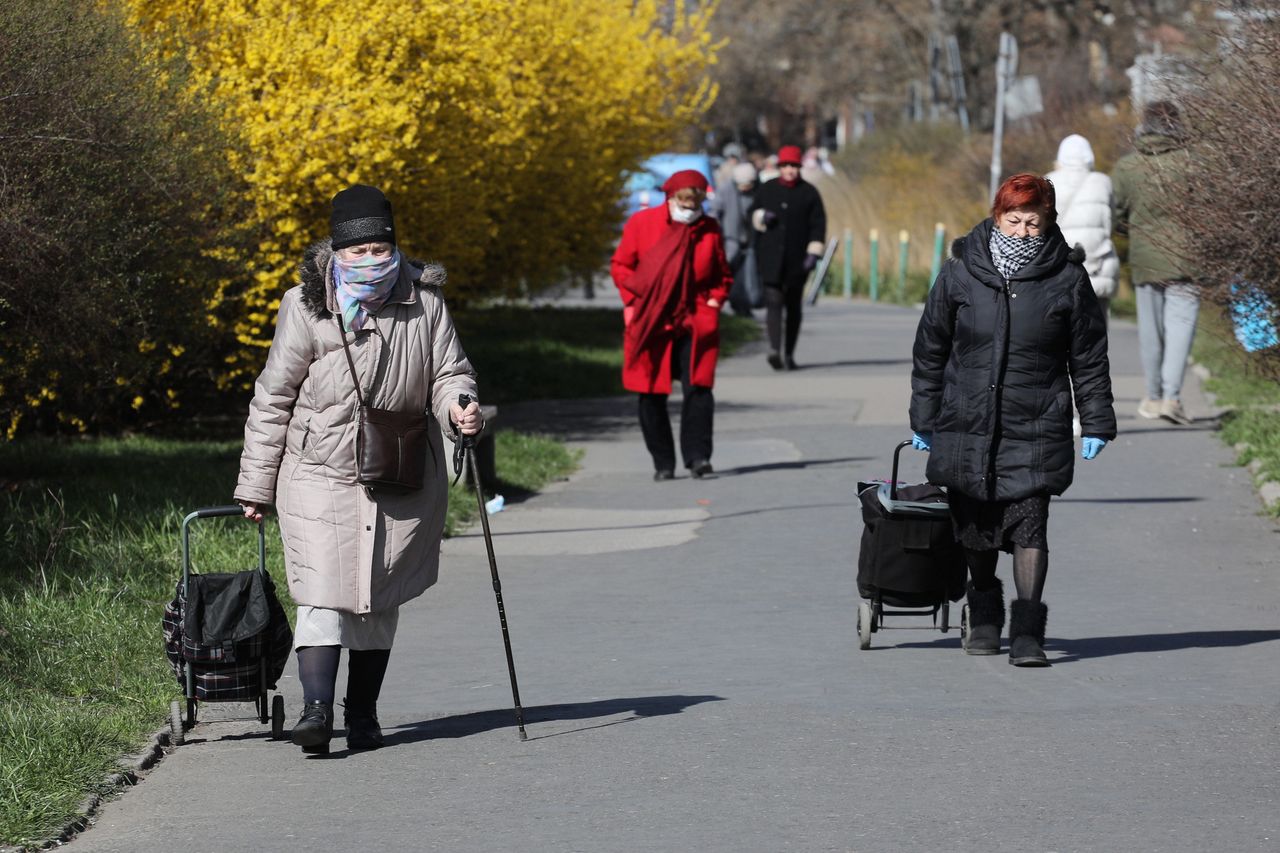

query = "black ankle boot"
[
  {"left": 343, "top": 699, "right": 384, "bottom": 750},
  {"left": 1008, "top": 599, "right": 1049, "bottom": 667},
  {"left": 964, "top": 578, "right": 1004, "bottom": 655},
  {"left": 292, "top": 700, "right": 334, "bottom": 753}
]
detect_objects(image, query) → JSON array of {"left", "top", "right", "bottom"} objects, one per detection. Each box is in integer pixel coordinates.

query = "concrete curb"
[
  {"left": 1190, "top": 361, "right": 1280, "bottom": 514},
  {"left": 0, "top": 729, "right": 172, "bottom": 853}
]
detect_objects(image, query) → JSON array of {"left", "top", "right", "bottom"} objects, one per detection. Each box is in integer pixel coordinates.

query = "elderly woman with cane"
[
  {"left": 611, "top": 169, "right": 732, "bottom": 481},
  {"left": 235, "top": 184, "right": 482, "bottom": 752},
  {"left": 909, "top": 173, "right": 1116, "bottom": 666}
]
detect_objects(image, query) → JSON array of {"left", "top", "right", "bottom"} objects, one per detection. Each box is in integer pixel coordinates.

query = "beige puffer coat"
[{"left": 235, "top": 242, "right": 478, "bottom": 613}]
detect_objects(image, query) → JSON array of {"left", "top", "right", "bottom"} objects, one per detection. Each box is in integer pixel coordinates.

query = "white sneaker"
[
  {"left": 1159, "top": 398, "right": 1192, "bottom": 425},
  {"left": 1137, "top": 397, "right": 1161, "bottom": 419}
]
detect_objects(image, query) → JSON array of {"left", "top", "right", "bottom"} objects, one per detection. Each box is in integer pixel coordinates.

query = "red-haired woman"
[
  {"left": 909, "top": 173, "right": 1116, "bottom": 666},
  {"left": 611, "top": 169, "right": 732, "bottom": 480}
]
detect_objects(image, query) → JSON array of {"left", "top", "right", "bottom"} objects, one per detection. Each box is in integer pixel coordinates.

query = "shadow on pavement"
[
  {"left": 722, "top": 455, "right": 871, "bottom": 476},
  {"left": 1054, "top": 496, "right": 1204, "bottom": 504},
  {"left": 382, "top": 694, "right": 725, "bottom": 746},
  {"left": 894, "top": 629, "right": 1280, "bottom": 662},
  {"left": 786, "top": 358, "right": 914, "bottom": 370}
]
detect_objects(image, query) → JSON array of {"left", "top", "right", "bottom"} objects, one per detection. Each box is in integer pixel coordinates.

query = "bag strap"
[{"left": 336, "top": 315, "right": 367, "bottom": 409}]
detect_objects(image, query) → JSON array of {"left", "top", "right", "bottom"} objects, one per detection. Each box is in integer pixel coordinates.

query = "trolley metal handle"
[
  {"left": 181, "top": 506, "right": 267, "bottom": 598},
  {"left": 890, "top": 439, "right": 918, "bottom": 502}
]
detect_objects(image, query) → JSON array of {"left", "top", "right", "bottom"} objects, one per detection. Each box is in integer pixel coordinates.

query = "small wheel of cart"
[
  {"left": 939, "top": 603, "right": 950, "bottom": 633},
  {"left": 271, "top": 695, "right": 286, "bottom": 740},
  {"left": 857, "top": 601, "right": 873, "bottom": 650},
  {"left": 186, "top": 697, "right": 198, "bottom": 728},
  {"left": 871, "top": 600, "right": 882, "bottom": 633},
  {"left": 169, "top": 700, "right": 185, "bottom": 746},
  {"left": 960, "top": 603, "right": 971, "bottom": 652},
  {"left": 257, "top": 692, "right": 269, "bottom": 725}
]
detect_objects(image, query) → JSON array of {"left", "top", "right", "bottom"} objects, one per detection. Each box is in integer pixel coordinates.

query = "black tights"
[
  {"left": 965, "top": 546, "right": 1048, "bottom": 601},
  {"left": 296, "top": 645, "right": 391, "bottom": 707}
]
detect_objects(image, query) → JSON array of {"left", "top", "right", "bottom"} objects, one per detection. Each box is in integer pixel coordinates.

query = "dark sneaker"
[
  {"left": 784, "top": 355, "right": 799, "bottom": 371},
  {"left": 767, "top": 352, "right": 784, "bottom": 371},
  {"left": 689, "top": 460, "right": 714, "bottom": 479},
  {"left": 291, "top": 700, "right": 334, "bottom": 753},
  {"left": 653, "top": 469, "right": 675, "bottom": 481}
]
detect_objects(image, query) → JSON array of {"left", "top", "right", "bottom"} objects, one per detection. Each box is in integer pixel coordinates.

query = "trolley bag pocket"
[{"left": 356, "top": 405, "right": 430, "bottom": 493}]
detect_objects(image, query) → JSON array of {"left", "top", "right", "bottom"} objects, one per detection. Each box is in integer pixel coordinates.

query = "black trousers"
[
  {"left": 638, "top": 334, "right": 714, "bottom": 471},
  {"left": 764, "top": 270, "right": 807, "bottom": 356}
]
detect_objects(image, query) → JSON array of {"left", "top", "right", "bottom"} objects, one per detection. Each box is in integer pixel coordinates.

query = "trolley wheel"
[
  {"left": 271, "top": 695, "right": 286, "bottom": 741},
  {"left": 871, "top": 601, "right": 882, "bottom": 633},
  {"left": 257, "top": 693, "right": 269, "bottom": 725},
  {"left": 939, "top": 603, "right": 950, "bottom": 633},
  {"left": 186, "top": 698, "right": 198, "bottom": 728},
  {"left": 960, "top": 603, "right": 971, "bottom": 652},
  {"left": 857, "top": 601, "right": 873, "bottom": 650},
  {"left": 169, "top": 700, "right": 185, "bottom": 746}
]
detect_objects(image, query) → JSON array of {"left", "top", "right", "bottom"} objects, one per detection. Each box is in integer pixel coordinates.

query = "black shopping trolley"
[
  {"left": 855, "top": 440, "right": 966, "bottom": 649},
  {"left": 162, "top": 505, "right": 293, "bottom": 744}
]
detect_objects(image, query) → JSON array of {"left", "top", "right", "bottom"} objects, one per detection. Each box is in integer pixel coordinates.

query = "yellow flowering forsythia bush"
[{"left": 125, "top": 0, "right": 720, "bottom": 387}]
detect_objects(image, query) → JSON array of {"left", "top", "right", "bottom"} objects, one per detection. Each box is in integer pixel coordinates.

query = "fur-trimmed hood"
[{"left": 298, "top": 240, "right": 447, "bottom": 319}]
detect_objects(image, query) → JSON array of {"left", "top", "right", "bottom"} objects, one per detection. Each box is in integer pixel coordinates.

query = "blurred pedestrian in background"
[
  {"left": 1112, "top": 101, "right": 1198, "bottom": 426},
  {"left": 611, "top": 170, "right": 732, "bottom": 480},
  {"left": 750, "top": 144, "right": 827, "bottom": 370},
  {"left": 1046, "top": 134, "right": 1119, "bottom": 319},
  {"left": 236, "top": 185, "right": 482, "bottom": 753},
  {"left": 910, "top": 173, "right": 1116, "bottom": 667},
  {"left": 712, "top": 161, "right": 761, "bottom": 317}
]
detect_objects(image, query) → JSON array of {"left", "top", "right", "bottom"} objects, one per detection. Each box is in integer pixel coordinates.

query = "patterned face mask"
[
  {"left": 334, "top": 249, "right": 401, "bottom": 331},
  {"left": 988, "top": 229, "right": 1045, "bottom": 281}
]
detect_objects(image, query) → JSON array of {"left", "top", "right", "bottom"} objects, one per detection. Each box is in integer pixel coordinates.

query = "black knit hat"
[{"left": 330, "top": 184, "right": 396, "bottom": 250}]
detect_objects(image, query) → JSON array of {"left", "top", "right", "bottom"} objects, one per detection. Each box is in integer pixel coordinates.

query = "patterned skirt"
[{"left": 949, "top": 492, "right": 1050, "bottom": 553}]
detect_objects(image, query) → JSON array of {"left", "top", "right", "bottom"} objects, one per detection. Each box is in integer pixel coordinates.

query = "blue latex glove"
[
  {"left": 1081, "top": 436, "right": 1107, "bottom": 460},
  {"left": 912, "top": 432, "right": 932, "bottom": 451},
  {"left": 802, "top": 253, "right": 821, "bottom": 272}
]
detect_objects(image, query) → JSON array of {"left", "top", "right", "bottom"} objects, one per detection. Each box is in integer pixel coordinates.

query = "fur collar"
[{"left": 298, "top": 240, "right": 446, "bottom": 319}]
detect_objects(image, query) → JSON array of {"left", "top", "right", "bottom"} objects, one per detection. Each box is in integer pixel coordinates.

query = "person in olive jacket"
[
  {"left": 909, "top": 174, "right": 1116, "bottom": 667},
  {"left": 749, "top": 144, "right": 826, "bottom": 370}
]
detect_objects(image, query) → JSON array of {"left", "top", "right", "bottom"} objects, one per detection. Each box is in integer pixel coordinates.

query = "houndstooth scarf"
[{"left": 988, "top": 229, "right": 1045, "bottom": 282}]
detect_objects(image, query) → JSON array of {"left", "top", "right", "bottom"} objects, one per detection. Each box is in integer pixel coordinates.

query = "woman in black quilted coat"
[{"left": 909, "top": 173, "right": 1116, "bottom": 666}]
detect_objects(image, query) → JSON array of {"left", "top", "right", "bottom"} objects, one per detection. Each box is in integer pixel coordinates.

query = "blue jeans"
[{"left": 1136, "top": 281, "right": 1199, "bottom": 400}]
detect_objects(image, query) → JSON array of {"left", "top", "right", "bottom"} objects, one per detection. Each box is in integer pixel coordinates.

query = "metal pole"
[
  {"left": 989, "top": 32, "right": 1014, "bottom": 202},
  {"left": 930, "top": 222, "right": 946, "bottom": 287},
  {"left": 868, "top": 229, "right": 880, "bottom": 303},
  {"left": 457, "top": 394, "right": 527, "bottom": 740},
  {"left": 843, "top": 228, "right": 853, "bottom": 299},
  {"left": 897, "top": 230, "right": 909, "bottom": 301}
]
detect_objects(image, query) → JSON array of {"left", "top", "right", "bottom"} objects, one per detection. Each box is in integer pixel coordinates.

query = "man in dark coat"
[{"left": 748, "top": 144, "right": 826, "bottom": 370}]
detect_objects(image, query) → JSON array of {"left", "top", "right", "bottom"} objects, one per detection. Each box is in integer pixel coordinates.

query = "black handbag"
[{"left": 338, "top": 315, "right": 430, "bottom": 493}]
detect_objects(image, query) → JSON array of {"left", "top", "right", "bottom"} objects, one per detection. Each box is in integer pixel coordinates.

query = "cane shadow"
[
  {"left": 381, "top": 693, "right": 725, "bottom": 747},
  {"left": 789, "top": 358, "right": 914, "bottom": 371}
]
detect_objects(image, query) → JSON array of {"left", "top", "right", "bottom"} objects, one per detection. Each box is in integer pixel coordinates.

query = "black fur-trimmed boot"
[
  {"left": 291, "top": 700, "right": 334, "bottom": 754},
  {"left": 1008, "top": 599, "right": 1049, "bottom": 667},
  {"left": 343, "top": 699, "right": 384, "bottom": 750},
  {"left": 964, "top": 578, "right": 1004, "bottom": 655}
]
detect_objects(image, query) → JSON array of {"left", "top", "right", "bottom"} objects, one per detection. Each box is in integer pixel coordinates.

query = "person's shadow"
[
  {"left": 893, "top": 629, "right": 1280, "bottom": 663},
  {"left": 360, "top": 694, "right": 724, "bottom": 751}
]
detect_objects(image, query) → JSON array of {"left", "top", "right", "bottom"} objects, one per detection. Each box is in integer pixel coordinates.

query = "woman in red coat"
[{"left": 611, "top": 169, "right": 732, "bottom": 480}]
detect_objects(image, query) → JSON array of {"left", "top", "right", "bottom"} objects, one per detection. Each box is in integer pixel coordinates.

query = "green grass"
[{"left": 1191, "top": 304, "right": 1280, "bottom": 516}]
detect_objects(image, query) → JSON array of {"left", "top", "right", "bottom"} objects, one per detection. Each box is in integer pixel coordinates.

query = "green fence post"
[
  {"left": 929, "top": 222, "right": 946, "bottom": 288},
  {"left": 842, "top": 228, "right": 853, "bottom": 299},
  {"left": 897, "top": 229, "right": 909, "bottom": 301},
  {"left": 868, "top": 229, "right": 880, "bottom": 303}
]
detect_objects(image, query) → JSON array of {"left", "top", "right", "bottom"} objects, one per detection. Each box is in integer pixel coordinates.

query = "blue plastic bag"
[{"left": 1230, "top": 281, "right": 1279, "bottom": 353}]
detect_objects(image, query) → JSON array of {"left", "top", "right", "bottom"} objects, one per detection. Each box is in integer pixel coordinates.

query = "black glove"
[{"left": 802, "top": 253, "right": 820, "bottom": 272}]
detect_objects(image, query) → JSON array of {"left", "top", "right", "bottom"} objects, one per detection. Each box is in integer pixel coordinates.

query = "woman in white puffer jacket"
[{"left": 1045, "top": 134, "right": 1119, "bottom": 317}]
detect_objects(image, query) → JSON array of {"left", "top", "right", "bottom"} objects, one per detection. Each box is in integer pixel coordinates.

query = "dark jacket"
[
  {"left": 1111, "top": 130, "right": 1195, "bottom": 284},
  {"left": 748, "top": 178, "right": 826, "bottom": 283},
  {"left": 909, "top": 219, "right": 1116, "bottom": 502}
]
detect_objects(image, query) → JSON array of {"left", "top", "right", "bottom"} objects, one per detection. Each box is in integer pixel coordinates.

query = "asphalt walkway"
[{"left": 69, "top": 298, "right": 1279, "bottom": 852}]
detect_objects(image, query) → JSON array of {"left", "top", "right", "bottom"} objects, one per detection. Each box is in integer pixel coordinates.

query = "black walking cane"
[{"left": 453, "top": 394, "right": 528, "bottom": 740}]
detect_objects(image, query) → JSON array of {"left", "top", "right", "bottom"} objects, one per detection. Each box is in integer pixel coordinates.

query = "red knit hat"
[
  {"left": 661, "top": 169, "right": 709, "bottom": 196},
  {"left": 776, "top": 145, "right": 803, "bottom": 166}
]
